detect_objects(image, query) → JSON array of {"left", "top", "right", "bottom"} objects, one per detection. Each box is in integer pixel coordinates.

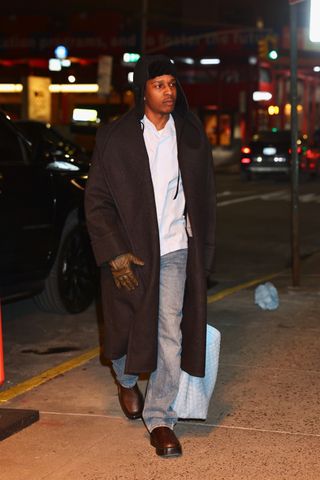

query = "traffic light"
[
  {"left": 258, "top": 38, "right": 268, "bottom": 59},
  {"left": 267, "top": 35, "right": 278, "bottom": 60},
  {"left": 257, "top": 35, "right": 278, "bottom": 61}
]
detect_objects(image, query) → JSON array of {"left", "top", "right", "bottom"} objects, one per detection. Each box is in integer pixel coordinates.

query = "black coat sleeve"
[{"left": 84, "top": 130, "right": 129, "bottom": 266}]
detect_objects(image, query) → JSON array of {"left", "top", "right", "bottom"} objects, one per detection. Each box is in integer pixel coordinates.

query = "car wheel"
[{"left": 34, "top": 216, "right": 97, "bottom": 314}]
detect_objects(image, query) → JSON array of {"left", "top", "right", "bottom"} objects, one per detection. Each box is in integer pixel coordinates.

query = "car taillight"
[
  {"left": 241, "top": 146, "right": 251, "bottom": 154},
  {"left": 241, "top": 157, "right": 251, "bottom": 164}
]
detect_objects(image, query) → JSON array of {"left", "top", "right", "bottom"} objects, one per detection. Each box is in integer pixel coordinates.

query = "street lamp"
[{"left": 309, "top": 0, "right": 320, "bottom": 42}]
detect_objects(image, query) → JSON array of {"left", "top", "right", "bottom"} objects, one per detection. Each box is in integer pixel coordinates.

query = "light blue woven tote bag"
[{"left": 172, "top": 325, "right": 220, "bottom": 419}]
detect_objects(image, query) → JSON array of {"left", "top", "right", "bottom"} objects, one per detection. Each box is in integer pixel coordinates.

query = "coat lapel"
[{"left": 105, "top": 111, "right": 156, "bottom": 206}]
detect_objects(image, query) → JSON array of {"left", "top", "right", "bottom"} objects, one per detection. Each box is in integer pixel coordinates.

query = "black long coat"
[{"left": 85, "top": 107, "right": 216, "bottom": 377}]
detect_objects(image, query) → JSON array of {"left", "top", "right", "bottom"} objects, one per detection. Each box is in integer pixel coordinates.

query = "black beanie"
[
  {"left": 133, "top": 55, "right": 188, "bottom": 118},
  {"left": 147, "top": 59, "right": 177, "bottom": 80}
]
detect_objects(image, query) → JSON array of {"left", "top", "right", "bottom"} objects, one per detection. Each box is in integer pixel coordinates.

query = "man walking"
[{"left": 85, "top": 54, "right": 216, "bottom": 457}]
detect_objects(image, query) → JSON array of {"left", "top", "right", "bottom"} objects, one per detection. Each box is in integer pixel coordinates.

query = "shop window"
[
  {"left": 219, "top": 114, "right": 232, "bottom": 146},
  {"left": 204, "top": 112, "right": 232, "bottom": 147},
  {"left": 204, "top": 114, "right": 218, "bottom": 146}
]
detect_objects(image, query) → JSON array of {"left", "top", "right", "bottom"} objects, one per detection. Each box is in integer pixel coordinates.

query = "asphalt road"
[
  {"left": 1, "top": 172, "right": 320, "bottom": 390},
  {"left": 215, "top": 173, "right": 320, "bottom": 286}
]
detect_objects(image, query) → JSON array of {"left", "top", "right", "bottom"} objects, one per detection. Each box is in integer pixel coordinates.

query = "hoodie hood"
[{"left": 133, "top": 54, "right": 189, "bottom": 119}]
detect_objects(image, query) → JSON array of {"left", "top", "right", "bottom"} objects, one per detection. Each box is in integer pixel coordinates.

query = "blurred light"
[
  {"left": 268, "top": 105, "right": 280, "bottom": 115},
  {"left": 72, "top": 108, "right": 98, "bottom": 122},
  {"left": 205, "top": 104, "right": 218, "bottom": 110},
  {"left": 284, "top": 103, "right": 303, "bottom": 115},
  {"left": 289, "top": 146, "right": 302, "bottom": 154},
  {"left": 128, "top": 72, "right": 134, "bottom": 83},
  {"left": 264, "top": 147, "right": 276, "bottom": 155},
  {"left": 253, "top": 91, "right": 272, "bottom": 101},
  {"left": 306, "top": 149, "right": 320, "bottom": 160},
  {"left": 241, "top": 146, "right": 251, "bottom": 154},
  {"left": 68, "top": 75, "right": 76, "bottom": 83},
  {"left": 54, "top": 45, "right": 68, "bottom": 59},
  {"left": 310, "top": 0, "right": 320, "bottom": 42},
  {"left": 256, "top": 17, "right": 264, "bottom": 29},
  {"left": 123, "top": 53, "right": 140, "bottom": 64},
  {"left": 313, "top": 66, "right": 320, "bottom": 72},
  {"left": 0, "top": 83, "right": 23, "bottom": 92},
  {"left": 61, "top": 59, "right": 71, "bottom": 67},
  {"left": 241, "top": 158, "right": 251, "bottom": 164},
  {"left": 200, "top": 58, "right": 220, "bottom": 65},
  {"left": 49, "top": 58, "right": 62, "bottom": 71},
  {"left": 248, "top": 56, "right": 258, "bottom": 65},
  {"left": 268, "top": 49, "right": 278, "bottom": 60},
  {"left": 49, "top": 84, "right": 99, "bottom": 93},
  {"left": 175, "top": 57, "right": 195, "bottom": 65}
]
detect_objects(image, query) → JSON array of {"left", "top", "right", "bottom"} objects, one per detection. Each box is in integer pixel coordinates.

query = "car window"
[{"left": 0, "top": 122, "right": 27, "bottom": 164}]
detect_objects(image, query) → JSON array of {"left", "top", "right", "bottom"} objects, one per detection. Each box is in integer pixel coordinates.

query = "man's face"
[{"left": 144, "top": 74, "right": 177, "bottom": 116}]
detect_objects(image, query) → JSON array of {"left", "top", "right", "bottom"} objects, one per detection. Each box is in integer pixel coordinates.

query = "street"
[
  {"left": 2, "top": 172, "right": 320, "bottom": 390},
  {"left": 215, "top": 173, "right": 320, "bottom": 285}
]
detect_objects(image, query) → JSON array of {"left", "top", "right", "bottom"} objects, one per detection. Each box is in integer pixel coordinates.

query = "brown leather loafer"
[
  {"left": 150, "top": 427, "right": 182, "bottom": 457},
  {"left": 117, "top": 383, "right": 144, "bottom": 420}
]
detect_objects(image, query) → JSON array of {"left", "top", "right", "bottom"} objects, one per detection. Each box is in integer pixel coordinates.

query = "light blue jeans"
[{"left": 112, "top": 248, "right": 188, "bottom": 432}]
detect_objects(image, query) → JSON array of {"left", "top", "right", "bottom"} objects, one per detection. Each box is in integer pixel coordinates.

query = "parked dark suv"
[{"left": 0, "top": 112, "right": 96, "bottom": 313}]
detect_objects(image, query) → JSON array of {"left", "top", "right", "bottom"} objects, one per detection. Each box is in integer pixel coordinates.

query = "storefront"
[{"left": 0, "top": 11, "right": 319, "bottom": 151}]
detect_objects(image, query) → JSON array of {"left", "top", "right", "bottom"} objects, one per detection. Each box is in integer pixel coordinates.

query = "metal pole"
[
  {"left": 141, "top": 0, "right": 148, "bottom": 54},
  {"left": 289, "top": 2, "right": 300, "bottom": 286}
]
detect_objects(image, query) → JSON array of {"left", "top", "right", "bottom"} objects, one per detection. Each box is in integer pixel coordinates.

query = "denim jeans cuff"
[
  {"left": 148, "top": 423, "right": 175, "bottom": 433},
  {"left": 118, "top": 380, "right": 137, "bottom": 389}
]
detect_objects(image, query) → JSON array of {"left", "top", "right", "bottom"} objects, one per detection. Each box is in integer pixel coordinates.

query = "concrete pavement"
[{"left": 0, "top": 254, "right": 320, "bottom": 479}]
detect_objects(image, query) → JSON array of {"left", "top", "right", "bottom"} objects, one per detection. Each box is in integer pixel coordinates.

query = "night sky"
[{"left": 0, "top": 0, "right": 308, "bottom": 31}]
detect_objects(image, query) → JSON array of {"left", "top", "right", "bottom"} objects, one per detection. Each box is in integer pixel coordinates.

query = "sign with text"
[{"left": 23, "top": 76, "right": 51, "bottom": 122}]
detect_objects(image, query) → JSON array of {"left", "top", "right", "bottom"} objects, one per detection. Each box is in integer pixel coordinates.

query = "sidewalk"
[{"left": 0, "top": 255, "right": 320, "bottom": 479}]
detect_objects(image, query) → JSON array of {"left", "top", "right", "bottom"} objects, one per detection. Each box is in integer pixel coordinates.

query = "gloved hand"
[{"left": 109, "top": 253, "right": 144, "bottom": 291}]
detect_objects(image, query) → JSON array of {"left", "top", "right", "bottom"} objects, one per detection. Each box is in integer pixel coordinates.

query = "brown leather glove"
[{"left": 109, "top": 253, "right": 144, "bottom": 291}]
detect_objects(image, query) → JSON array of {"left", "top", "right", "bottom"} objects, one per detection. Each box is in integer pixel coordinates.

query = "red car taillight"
[
  {"left": 241, "top": 146, "right": 251, "bottom": 154},
  {"left": 241, "top": 157, "right": 251, "bottom": 164}
]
